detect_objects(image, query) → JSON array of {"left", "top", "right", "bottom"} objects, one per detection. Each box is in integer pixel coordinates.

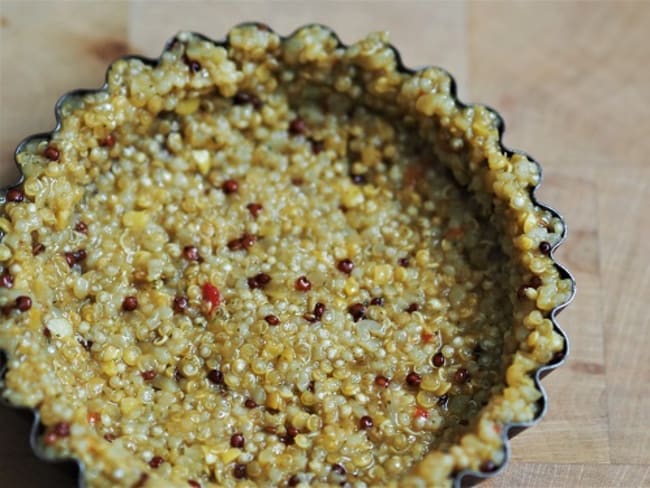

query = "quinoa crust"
[{"left": 0, "top": 25, "right": 572, "bottom": 487}]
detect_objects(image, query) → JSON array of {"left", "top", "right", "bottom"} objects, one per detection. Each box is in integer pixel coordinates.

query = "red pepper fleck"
[
  {"left": 149, "top": 456, "right": 164, "bottom": 469},
  {"left": 100, "top": 133, "right": 116, "bottom": 148},
  {"left": 295, "top": 275, "right": 311, "bottom": 292},
  {"left": 414, "top": 406, "right": 429, "bottom": 419},
  {"left": 421, "top": 331, "right": 434, "bottom": 343},
  {"left": 247, "top": 202, "right": 263, "bottom": 218},
  {"left": 222, "top": 179, "right": 239, "bottom": 194},
  {"left": 202, "top": 282, "right": 221, "bottom": 312},
  {"left": 87, "top": 412, "right": 100, "bottom": 425},
  {"left": 6, "top": 188, "right": 24, "bottom": 202},
  {"left": 44, "top": 145, "right": 60, "bottom": 161}
]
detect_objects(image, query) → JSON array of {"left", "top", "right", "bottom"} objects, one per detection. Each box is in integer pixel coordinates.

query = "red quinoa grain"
[{"left": 44, "top": 145, "right": 60, "bottom": 161}]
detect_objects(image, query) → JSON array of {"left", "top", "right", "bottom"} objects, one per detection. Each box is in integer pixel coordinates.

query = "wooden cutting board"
[{"left": 0, "top": 1, "right": 648, "bottom": 486}]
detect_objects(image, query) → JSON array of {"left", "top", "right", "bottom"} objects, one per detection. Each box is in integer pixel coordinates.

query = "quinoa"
[{"left": 0, "top": 25, "right": 572, "bottom": 488}]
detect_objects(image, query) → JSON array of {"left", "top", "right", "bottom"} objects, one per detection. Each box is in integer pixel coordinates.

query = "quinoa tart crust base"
[{"left": 0, "top": 24, "right": 573, "bottom": 488}]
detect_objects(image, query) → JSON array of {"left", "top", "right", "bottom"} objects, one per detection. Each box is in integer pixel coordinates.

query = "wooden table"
[{"left": 1, "top": 1, "right": 648, "bottom": 486}]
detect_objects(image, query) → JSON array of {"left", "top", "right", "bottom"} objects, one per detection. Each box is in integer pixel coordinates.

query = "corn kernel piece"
[
  {"left": 46, "top": 317, "right": 73, "bottom": 337},
  {"left": 420, "top": 374, "right": 440, "bottom": 393},
  {"left": 175, "top": 97, "right": 200, "bottom": 115},
  {"left": 123, "top": 210, "right": 149, "bottom": 230},
  {"left": 341, "top": 186, "right": 364, "bottom": 208},
  {"left": 266, "top": 391, "right": 282, "bottom": 410},
  {"left": 120, "top": 397, "right": 139, "bottom": 416},
  {"left": 101, "top": 360, "right": 118, "bottom": 377},
  {"left": 373, "top": 264, "right": 393, "bottom": 285},
  {"left": 344, "top": 277, "right": 359, "bottom": 296},
  {"left": 192, "top": 149, "right": 211, "bottom": 175},
  {"left": 221, "top": 448, "right": 242, "bottom": 464}
]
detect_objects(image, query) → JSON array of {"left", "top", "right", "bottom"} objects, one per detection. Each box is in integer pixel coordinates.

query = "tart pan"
[{"left": 0, "top": 23, "right": 575, "bottom": 487}]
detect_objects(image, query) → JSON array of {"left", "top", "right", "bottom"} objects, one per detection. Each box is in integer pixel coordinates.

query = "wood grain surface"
[{"left": 1, "top": 1, "right": 648, "bottom": 487}]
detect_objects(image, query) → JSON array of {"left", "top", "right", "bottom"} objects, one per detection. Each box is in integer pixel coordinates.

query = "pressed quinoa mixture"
[{"left": 0, "top": 26, "right": 572, "bottom": 487}]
